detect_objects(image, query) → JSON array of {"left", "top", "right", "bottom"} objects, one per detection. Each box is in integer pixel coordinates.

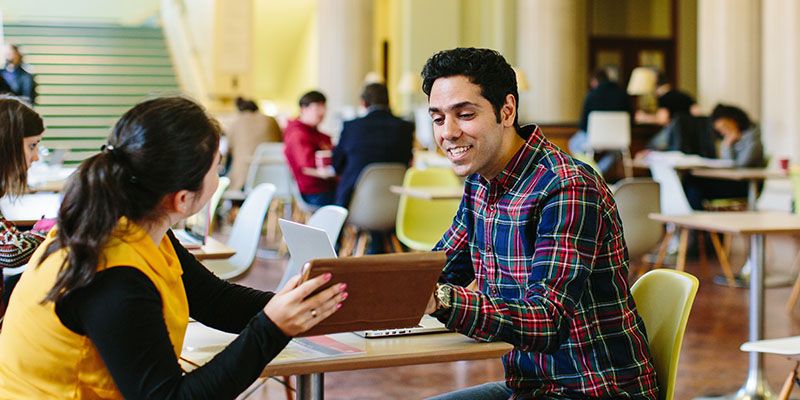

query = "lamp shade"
[
  {"left": 627, "top": 67, "right": 657, "bottom": 95},
  {"left": 397, "top": 71, "right": 422, "bottom": 95},
  {"left": 513, "top": 66, "right": 530, "bottom": 91},
  {"left": 364, "top": 71, "right": 384, "bottom": 84}
]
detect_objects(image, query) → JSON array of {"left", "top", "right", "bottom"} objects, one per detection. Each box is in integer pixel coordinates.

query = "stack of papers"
[
  {"left": 181, "top": 321, "right": 365, "bottom": 368},
  {"left": 644, "top": 151, "right": 735, "bottom": 168}
]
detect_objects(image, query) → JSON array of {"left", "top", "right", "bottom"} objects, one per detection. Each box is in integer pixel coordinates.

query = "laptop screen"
[{"left": 183, "top": 203, "right": 210, "bottom": 244}]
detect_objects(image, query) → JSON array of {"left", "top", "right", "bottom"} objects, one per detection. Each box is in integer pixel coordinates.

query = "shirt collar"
[{"left": 480, "top": 124, "right": 544, "bottom": 194}]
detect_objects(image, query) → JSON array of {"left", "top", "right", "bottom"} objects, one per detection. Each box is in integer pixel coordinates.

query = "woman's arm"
[
  {"left": 169, "top": 232, "right": 272, "bottom": 333},
  {"left": 56, "top": 267, "right": 290, "bottom": 400}
]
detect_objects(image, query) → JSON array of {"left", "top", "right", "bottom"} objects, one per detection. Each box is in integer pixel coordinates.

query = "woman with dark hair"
[
  {"left": 0, "top": 96, "right": 53, "bottom": 292},
  {"left": 684, "top": 104, "right": 764, "bottom": 210},
  {"left": 711, "top": 103, "right": 763, "bottom": 168},
  {"left": 0, "top": 97, "right": 347, "bottom": 399}
]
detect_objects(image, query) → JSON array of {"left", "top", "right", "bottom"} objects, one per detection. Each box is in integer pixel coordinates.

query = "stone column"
[
  {"left": 515, "top": 0, "right": 587, "bottom": 123},
  {"left": 697, "top": 0, "right": 761, "bottom": 118},
  {"left": 315, "top": 0, "right": 374, "bottom": 138},
  {"left": 762, "top": 0, "right": 800, "bottom": 160}
]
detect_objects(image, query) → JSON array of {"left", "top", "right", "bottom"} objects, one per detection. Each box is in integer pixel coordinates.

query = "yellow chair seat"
[{"left": 396, "top": 167, "right": 461, "bottom": 251}]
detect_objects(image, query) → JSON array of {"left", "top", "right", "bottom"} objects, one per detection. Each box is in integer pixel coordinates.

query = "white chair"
[
  {"left": 203, "top": 183, "right": 276, "bottom": 280},
  {"left": 277, "top": 205, "right": 349, "bottom": 290},
  {"left": 243, "top": 143, "right": 292, "bottom": 201},
  {"left": 611, "top": 178, "right": 662, "bottom": 271},
  {"left": 342, "top": 163, "right": 407, "bottom": 256},
  {"left": 648, "top": 163, "right": 735, "bottom": 284},
  {"left": 587, "top": 111, "right": 633, "bottom": 177}
]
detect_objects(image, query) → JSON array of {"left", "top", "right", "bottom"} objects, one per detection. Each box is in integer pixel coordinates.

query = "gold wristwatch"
[{"left": 435, "top": 283, "right": 453, "bottom": 310}]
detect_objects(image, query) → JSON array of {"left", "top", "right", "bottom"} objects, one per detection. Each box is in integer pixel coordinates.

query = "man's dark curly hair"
[{"left": 421, "top": 48, "right": 519, "bottom": 130}]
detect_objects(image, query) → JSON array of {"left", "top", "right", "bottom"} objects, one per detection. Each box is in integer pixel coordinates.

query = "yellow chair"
[
  {"left": 571, "top": 152, "right": 602, "bottom": 176},
  {"left": 395, "top": 167, "right": 462, "bottom": 251},
  {"left": 631, "top": 269, "right": 699, "bottom": 400}
]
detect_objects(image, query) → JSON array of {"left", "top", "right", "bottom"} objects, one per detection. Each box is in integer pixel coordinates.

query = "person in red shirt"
[{"left": 283, "top": 90, "right": 336, "bottom": 207}]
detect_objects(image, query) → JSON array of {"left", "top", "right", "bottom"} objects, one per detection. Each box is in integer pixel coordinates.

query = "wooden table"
[
  {"left": 690, "top": 167, "right": 787, "bottom": 210},
  {"left": 186, "top": 237, "right": 235, "bottom": 260},
  {"left": 649, "top": 211, "right": 800, "bottom": 399},
  {"left": 182, "top": 327, "right": 512, "bottom": 400},
  {"left": 389, "top": 185, "right": 463, "bottom": 200},
  {"left": 302, "top": 167, "right": 336, "bottom": 179}
]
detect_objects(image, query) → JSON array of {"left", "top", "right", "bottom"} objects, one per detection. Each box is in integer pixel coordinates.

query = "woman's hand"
[{"left": 263, "top": 270, "right": 348, "bottom": 337}]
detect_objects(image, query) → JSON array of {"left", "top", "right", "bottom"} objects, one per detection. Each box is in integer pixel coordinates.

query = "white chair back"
[
  {"left": 649, "top": 163, "right": 693, "bottom": 216},
  {"left": 291, "top": 177, "right": 319, "bottom": 214},
  {"left": 346, "top": 163, "right": 407, "bottom": 231},
  {"left": 306, "top": 205, "right": 349, "bottom": 245},
  {"left": 587, "top": 111, "right": 631, "bottom": 150},
  {"left": 278, "top": 206, "right": 348, "bottom": 290},
  {"left": 612, "top": 178, "right": 662, "bottom": 262},
  {"left": 203, "top": 183, "right": 275, "bottom": 280},
  {"left": 245, "top": 143, "right": 292, "bottom": 202}
]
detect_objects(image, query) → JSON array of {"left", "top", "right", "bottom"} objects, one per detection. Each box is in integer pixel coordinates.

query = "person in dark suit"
[
  {"left": 332, "top": 83, "right": 413, "bottom": 207},
  {"left": 567, "top": 68, "right": 631, "bottom": 173},
  {"left": 333, "top": 83, "right": 413, "bottom": 254}
]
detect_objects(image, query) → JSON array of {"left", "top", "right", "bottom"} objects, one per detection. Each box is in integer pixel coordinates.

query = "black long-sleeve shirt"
[{"left": 54, "top": 232, "right": 290, "bottom": 399}]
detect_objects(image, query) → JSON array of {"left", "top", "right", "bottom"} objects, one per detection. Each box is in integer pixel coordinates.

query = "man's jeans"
[{"left": 427, "top": 381, "right": 512, "bottom": 400}]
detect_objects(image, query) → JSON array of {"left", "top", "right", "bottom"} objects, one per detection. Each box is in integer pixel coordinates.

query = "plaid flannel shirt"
[{"left": 434, "top": 125, "right": 658, "bottom": 399}]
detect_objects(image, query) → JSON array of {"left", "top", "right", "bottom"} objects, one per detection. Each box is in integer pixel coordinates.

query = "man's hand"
[{"left": 425, "top": 292, "right": 437, "bottom": 315}]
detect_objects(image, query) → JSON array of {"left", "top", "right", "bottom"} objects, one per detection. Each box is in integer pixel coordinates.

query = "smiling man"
[{"left": 422, "top": 48, "right": 658, "bottom": 399}]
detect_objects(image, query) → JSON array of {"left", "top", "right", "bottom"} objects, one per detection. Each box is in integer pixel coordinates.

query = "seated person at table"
[
  {"left": 0, "top": 96, "right": 54, "bottom": 306},
  {"left": 333, "top": 82, "right": 413, "bottom": 207},
  {"left": 333, "top": 83, "right": 413, "bottom": 253},
  {"left": 422, "top": 48, "right": 657, "bottom": 399},
  {"left": 225, "top": 97, "right": 283, "bottom": 191},
  {"left": 283, "top": 90, "right": 337, "bottom": 207},
  {"left": 683, "top": 103, "right": 765, "bottom": 210},
  {"left": 567, "top": 67, "right": 630, "bottom": 173},
  {"left": 0, "top": 97, "right": 347, "bottom": 399}
]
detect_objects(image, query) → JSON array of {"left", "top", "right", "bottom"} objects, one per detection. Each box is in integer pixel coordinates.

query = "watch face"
[{"left": 438, "top": 284, "right": 452, "bottom": 308}]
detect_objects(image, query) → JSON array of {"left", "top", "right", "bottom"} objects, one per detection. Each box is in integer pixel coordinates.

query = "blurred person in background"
[
  {"left": 2, "top": 44, "right": 36, "bottom": 105},
  {"left": 225, "top": 97, "right": 283, "bottom": 191}
]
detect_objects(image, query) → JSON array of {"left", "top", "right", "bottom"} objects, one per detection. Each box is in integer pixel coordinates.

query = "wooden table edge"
[{"left": 262, "top": 341, "right": 512, "bottom": 376}]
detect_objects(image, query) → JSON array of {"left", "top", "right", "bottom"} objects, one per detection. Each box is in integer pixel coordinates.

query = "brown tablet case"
[{"left": 297, "top": 251, "right": 446, "bottom": 337}]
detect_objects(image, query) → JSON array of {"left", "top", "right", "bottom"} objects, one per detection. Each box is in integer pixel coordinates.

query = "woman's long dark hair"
[
  {"left": 41, "top": 97, "right": 220, "bottom": 303},
  {"left": 0, "top": 96, "right": 44, "bottom": 198}
]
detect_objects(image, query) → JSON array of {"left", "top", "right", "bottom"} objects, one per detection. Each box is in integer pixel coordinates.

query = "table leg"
[
  {"left": 747, "top": 180, "right": 758, "bottom": 212},
  {"left": 297, "top": 373, "right": 324, "bottom": 400},
  {"left": 733, "top": 234, "right": 774, "bottom": 399}
]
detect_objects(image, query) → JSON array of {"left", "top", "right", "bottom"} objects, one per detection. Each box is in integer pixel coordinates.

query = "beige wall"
[{"left": 0, "top": 0, "right": 159, "bottom": 24}]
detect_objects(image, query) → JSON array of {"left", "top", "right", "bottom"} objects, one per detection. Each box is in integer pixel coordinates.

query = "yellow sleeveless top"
[{"left": 0, "top": 219, "right": 188, "bottom": 399}]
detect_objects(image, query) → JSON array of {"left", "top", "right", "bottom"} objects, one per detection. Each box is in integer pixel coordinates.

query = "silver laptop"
[
  {"left": 278, "top": 218, "right": 449, "bottom": 338},
  {"left": 353, "top": 315, "right": 448, "bottom": 338},
  {"left": 173, "top": 204, "right": 211, "bottom": 248}
]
